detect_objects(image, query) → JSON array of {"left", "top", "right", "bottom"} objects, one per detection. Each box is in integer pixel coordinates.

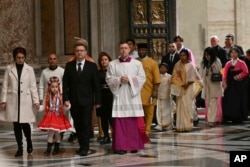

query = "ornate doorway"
[{"left": 130, "top": 0, "right": 173, "bottom": 63}]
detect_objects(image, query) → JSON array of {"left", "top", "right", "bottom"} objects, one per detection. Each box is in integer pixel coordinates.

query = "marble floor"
[{"left": 0, "top": 114, "right": 250, "bottom": 167}]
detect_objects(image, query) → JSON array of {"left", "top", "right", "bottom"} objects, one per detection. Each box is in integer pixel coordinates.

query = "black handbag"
[{"left": 211, "top": 73, "right": 222, "bottom": 82}]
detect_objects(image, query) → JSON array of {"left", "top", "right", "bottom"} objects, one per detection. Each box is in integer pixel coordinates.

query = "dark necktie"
[
  {"left": 170, "top": 55, "right": 173, "bottom": 62},
  {"left": 77, "top": 63, "right": 82, "bottom": 76}
]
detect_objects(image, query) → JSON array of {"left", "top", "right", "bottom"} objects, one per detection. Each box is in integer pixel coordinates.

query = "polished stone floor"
[{"left": 0, "top": 114, "right": 250, "bottom": 167}]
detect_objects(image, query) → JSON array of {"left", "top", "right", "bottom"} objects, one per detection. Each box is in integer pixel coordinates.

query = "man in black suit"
[
  {"left": 63, "top": 38, "right": 101, "bottom": 156},
  {"left": 223, "top": 34, "right": 245, "bottom": 60},
  {"left": 161, "top": 41, "right": 180, "bottom": 74},
  {"left": 210, "top": 35, "right": 228, "bottom": 67}
]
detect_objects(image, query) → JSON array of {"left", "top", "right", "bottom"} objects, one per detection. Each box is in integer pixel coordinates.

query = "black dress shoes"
[
  {"left": 130, "top": 150, "right": 138, "bottom": 153},
  {"left": 97, "top": 136, "right": 104, "bottom": 142},
  {"left": 100, "top": 136, "right": 111, "bottom": 145},
  {"left": 114, "top": 150, "right": 127, "bottom": 155},
  {"left": 68, "top": 133, "right": 77, "bottom": 143},
  {"left": 79, "top": 150, "right": 88, "bottom": 156},
  {"left": 27, "top": 140, "right": 33, "bottom": 154},
  {"left": 76, "top": 149, "right": 88, "bottom": 156},
  {"left": 193, "top": 119, "right": 199, "bottom": 127},
  {"left": 15, "top": 149, "right": 23, "bottom": 157}
]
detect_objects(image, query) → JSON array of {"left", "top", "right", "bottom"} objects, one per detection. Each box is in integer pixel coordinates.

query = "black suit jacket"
[
  {"left": 63, "top": 60, "right": 101, "bottom": 106},
  {"left": 161, "top": 52, "right": 180, "bottom": 74},
  {"left": 213, "top": 45, "right": 228, "bottom": 67}
]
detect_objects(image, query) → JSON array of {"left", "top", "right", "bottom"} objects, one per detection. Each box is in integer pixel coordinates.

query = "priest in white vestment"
[{"left": 106, "top": 41, "right": 147, "bottom": 155}]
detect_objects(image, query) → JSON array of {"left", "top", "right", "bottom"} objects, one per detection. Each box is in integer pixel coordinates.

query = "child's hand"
[{"left": 34, "top": 103, "right": 40, "bottom": 110}]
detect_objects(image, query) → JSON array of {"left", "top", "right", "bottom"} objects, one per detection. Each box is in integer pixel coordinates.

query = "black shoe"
[
  {"left": 15, "top": 149, "right": 23, "bottom": 157},
  {"left": 76, "top": 149, "right": 81, "bottom": 154},
  {"left": 79, "top": 150, "right": 88, "bottom": 156},
  {"left": 130, "top": 150, "right": 138, "bottom": 153},
  {"left": 100, "top": 136, "right": 111, "bottom": 144},
  {"left": 97, "top": 136, "right": 103, "bottom": 142},
  {"left": 114, "top": 150, "right": 127, "bottom": 155},
  {"left": 44, "top": 150, "right": 51, "bottom": 156},
  {"left": 44, "top": 142, "right": 53, "bottom": 156},
  {"left": 27, "top": 140, "right": 33, "bottom": 154},
  {"left": 68, "top": 133, "right": 76, "bottom": 143},
  {"left": 193, "top": 119, "right": 199, "bottom": 127},
  {"left": 52, "top": 143, "right": 60, "bottom": 155}
]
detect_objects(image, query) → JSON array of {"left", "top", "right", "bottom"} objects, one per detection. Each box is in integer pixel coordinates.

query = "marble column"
[
  {"left": 90, "top": 0, "right": 120, "bottom": 60},
  {"left": 0, "top": 0, "right": 35, "bottom": 64}
]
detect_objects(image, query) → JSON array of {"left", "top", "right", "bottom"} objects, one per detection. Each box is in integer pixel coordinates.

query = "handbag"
[{"left": 211, "top": 67, "right": 222, "bottom": 82}]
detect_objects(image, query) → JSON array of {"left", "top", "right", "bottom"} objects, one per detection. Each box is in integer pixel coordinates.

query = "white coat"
[
  {"left": 199, "top": 58, "right": 223, "bottom": 99},
  {"left": 0, "top": 63, "right": 39, "bottom": 123}
]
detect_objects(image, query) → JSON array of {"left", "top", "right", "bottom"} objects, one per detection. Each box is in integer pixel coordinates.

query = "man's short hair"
[
  {"left": 246, "top": 48, "right": 250, "bottom": 54},
  {"left": 173, "top": 35, "right": 184, "bottom": 42},
  {"left": 126, "top": 38, "right": 136, "bottom": 45},
  {"left": 225, "top": 34, "right": 234, "bottom": 41}
]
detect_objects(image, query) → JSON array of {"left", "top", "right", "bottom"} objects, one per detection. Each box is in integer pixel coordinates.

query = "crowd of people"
[{"left": 0, "top": 34, "right": 249, "bottom": 157}]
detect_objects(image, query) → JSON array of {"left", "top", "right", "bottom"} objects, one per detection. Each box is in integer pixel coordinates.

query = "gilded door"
[{"left": 130, "top": 0, "right": 169, "bottom": 63}]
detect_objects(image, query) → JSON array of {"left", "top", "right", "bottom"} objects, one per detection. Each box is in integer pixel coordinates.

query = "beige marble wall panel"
[
  {"left": 177, "top": 0, "right": 250, "bottom": 65},
  {"left": 0, "top": 0, "right": 35, "bottom": 64},
  {"left": 235, "top": 0, "right": 250, "bottom": 52},
  {"left": 177, "top": 0, "right": 207, "bottom": 64},
  {"left": 207, "top": 0, "right": 235, "bottom": 46}
]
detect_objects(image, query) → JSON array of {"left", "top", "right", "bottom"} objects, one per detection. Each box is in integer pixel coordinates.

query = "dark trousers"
[
  {"left": 13, "top": 122, "right": 31, "bottom": 149},
  {"left": 98, "top": 91, "right": 113, "bottom": 137},
  {"left": 70, "top": 104, "right": 92, "bottom": 151},
  {"left": 100, "top": 109, "right": 112, "bottom": 137}
]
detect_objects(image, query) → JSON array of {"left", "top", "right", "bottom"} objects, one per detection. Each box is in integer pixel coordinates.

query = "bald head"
[
  {"left": 48, "top": 53, "right": 58, "bottom": 69},
  {"left": 210, "top": 35, "right": 219, "bottom": 47}
]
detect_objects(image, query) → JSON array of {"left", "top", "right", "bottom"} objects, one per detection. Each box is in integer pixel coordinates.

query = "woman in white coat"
[
  {"left": 200, "top": 47, "right": 223, "bottom": 127},
  {"left": 0, "top": 47, "right": 40, "bottom": 157}
]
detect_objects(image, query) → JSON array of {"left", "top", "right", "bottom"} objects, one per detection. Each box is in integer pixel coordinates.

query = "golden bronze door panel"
[{"left": 130, "top": 0, "right": 170, "bottom": 63}]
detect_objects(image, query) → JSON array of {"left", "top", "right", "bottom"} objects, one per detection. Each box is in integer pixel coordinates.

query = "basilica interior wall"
[
  {"left": 1, "top": 0, "right": 250, "bottom": 66},
  {"left": 177, "top": 0, "right": 250, "bottom": 66},
  {"left": 0, "top": 0, "right": 35, "bottom": 64}
]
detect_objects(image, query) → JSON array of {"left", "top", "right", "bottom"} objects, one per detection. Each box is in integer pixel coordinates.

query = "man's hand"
[
  {"left": 121, "top": 75, "right": 129, "bottom": 83},
  {"left": 64, "top": 101, "right": 70, "bottom": 107}
]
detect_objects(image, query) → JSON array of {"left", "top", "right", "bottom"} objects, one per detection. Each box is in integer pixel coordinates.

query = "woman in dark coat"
[
  {"left": 222, "top": 47, "right": 249, "bottom": 123},
  {"left": 96, "top": 52, "right": 113, "bottom": 144},
  {"left": 245, "top": 49, "right": 250, "bottom": 114}
]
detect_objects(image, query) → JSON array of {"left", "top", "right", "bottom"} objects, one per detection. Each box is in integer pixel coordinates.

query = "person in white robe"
[
  {"left": 106, "top": 41, "right": 147, "bottom": 155},
  {"left": 155, "top": 63, "right": 172, "bottom": 131}
]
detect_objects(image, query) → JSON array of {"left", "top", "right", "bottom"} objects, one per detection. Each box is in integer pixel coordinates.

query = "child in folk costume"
[
  {"left": 155, "top": 63, "right": 172, "bottom": 131},
  {"left": 38, "top": 76, "right": 71, "bottom": 155}
]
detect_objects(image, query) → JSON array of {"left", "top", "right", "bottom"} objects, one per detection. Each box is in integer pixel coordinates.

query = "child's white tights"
[{"left": 47, "top": 130, "right": 60, "bottom": 143}]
